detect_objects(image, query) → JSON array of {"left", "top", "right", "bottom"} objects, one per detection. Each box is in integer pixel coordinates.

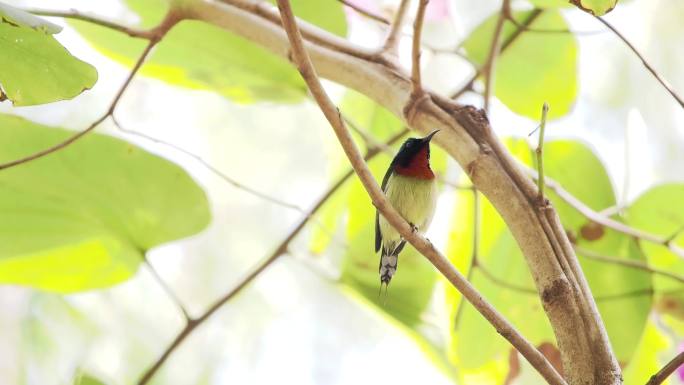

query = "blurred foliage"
[
  {"left": 0, "top": 3, "right": 97, "bottom": 106},
  {"left": 463, "top": 10, "right": 577, "bottom": 119},
  {"left": 70, "top": 0, "right": 346, "bottom": 103},
  {"left": 570, "top": 0, "right": 618, "bottom": 15},
  {"left": 0, "top": 114, "right": 210, "bottom": 292}
]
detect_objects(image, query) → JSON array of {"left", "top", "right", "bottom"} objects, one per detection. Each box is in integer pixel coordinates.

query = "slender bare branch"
[
  {"left": 27, "top": 8, "right": 155, "bottom": 39},
  {"left": 575, "top": 246, "right": 684, "bottom": 285},
  {"left": 539, "top": 173, "right": 684, "bottom": 259},
  {"left": 335, "top": 0, "right": 390, "bottom": 25},
  {"left": 0, "top": 37, "right": 162, "bottom": 171},
  {"left": 275, "top": 0, "right": 565, "bottom": 383},
  {"left": 482, "top": 0, "right": 509, "bottom": 112},
  {"left": 535, "top": 102, "right": 549, "bottom": 202},
  {"left": 143, "top": 258, "right": 192, "bottom": 322},
  {"left": 596, "top": 16, "right": 684, "bottom": 110},
  {"left": 451, "top": 9, "right": 544, "bottom": 100},
  {"left": 646, "top": 351, "right": 684, "bottom": 385},
  {"left": 410, "top": 0, "right": 429, "bottom": 93},
  {"left": 381, "top": 0, "right": 411, "bottom": 54}
]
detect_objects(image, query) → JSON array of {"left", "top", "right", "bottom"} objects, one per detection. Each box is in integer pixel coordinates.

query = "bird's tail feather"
[{"left": 379, "top": 240, "right": 406, "bottom": 286}]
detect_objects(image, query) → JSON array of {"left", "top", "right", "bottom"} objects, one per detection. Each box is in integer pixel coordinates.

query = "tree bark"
[{"left": 189, "top": 1, "right": 622, "bottom": 383}]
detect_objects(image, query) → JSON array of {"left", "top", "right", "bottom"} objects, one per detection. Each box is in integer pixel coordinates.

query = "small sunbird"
[{"left": 375, "top": 130, "right": 439, "bottom": 289}]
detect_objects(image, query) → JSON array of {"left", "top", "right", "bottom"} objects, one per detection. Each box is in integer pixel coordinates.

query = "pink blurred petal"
[
  {"left": 425, "top": 0, "right": 450, "bottom": 21},
  {"left": 678, "top": 342, "right": 684, "bottom": 382}
]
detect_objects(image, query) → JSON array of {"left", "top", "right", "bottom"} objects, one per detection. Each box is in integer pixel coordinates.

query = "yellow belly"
[{"left": 379, "top": 174, "right": 437, "bottom": 245}]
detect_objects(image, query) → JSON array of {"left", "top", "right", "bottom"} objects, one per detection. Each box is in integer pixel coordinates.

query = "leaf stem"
[{"left": 536, "top": 102, "right": 549, "bottom": 203}]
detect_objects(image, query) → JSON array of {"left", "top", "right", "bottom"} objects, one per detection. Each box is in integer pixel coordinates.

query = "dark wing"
[{"left": 375, "top": 162, "right": 395, "bottom": 252}]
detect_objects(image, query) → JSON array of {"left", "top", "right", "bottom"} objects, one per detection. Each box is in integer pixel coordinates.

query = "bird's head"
[{"left": 393, "top": 130, "right": 439, "bottom": 179}]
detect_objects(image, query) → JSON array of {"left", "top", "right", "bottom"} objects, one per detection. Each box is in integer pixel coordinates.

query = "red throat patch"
[{"left": 394, "top": 146, "right": 434, "bottom": 179}]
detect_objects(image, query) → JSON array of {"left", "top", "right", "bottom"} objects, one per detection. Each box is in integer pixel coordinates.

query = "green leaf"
[
  {"left": 0, "top": 3, "right": 61, "bottom": 33},
  {"left": 70, "top": 0, "right": 346, "bottom": 103},
  {"left": 0, "top": 4, "right": 97, "bottom": 106},
  {"left": 570, "top": 0, "right": 618, "bottom": 15},
  {"left": 622, "top": 320, "right": 671, "bottom": 384},
  {"left": 626, "top": 184, "right": 684, "bottom": 294},
  {"left": 0, "top": 114, "right": 210, "bottom": 292},
  {"left": 463, "top": 10, "right": 577, "bottom": 119}
]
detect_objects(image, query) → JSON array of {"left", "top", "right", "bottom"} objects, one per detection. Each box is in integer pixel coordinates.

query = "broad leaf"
[
  {"left": 463, "top": 10, "right": 577, "bottom": 119},
  {"left": 0, "top": 114, "right": 210, "bottom": 292},
  {"left": 626, "top": 184, "right": 684, "bottom": 319},
  {"left": 71, "top": 0, "right": 346, "bottom": 103},
  {"left": 0, "top": 3, "right": 97, "bottom": 106}
]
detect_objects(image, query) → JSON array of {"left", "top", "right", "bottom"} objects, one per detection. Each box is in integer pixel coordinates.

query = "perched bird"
[{"left": 375, "top": 130, "right": 439, "bottom": 288}]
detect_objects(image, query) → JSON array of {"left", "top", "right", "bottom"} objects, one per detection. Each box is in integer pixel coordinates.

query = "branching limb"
[
  {"left": 275, "top": 1, "right": 565, "bottom": 383},
  {"left": 646, "top": 351, "right": 684, "bottom": 385},
  {"left": 381, "top": 0, "right": 411, "bottom": 54},
  {"left": 596, "top": 16, "right": 684, "bottom": 110}
]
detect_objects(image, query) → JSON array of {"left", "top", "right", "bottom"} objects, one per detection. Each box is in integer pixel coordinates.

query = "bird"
[{"left": 375, "top": 129, "right": 439, "bottom": 290}]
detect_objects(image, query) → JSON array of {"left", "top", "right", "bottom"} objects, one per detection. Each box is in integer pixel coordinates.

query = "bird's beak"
[{"left": 422, "top": 130, "right": 439, "bottom": 143}]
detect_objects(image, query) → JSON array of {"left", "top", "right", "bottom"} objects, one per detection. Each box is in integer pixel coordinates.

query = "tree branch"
[
  {"left": 596, "top": 16, "right": 684, "bottom": 110},
  {"left": 381, "top": 0, "right": 411, "bottom": 54},
  {"left": 274, "top": 0, "right": 565, "bottom": 383},
  {"left": 482, "top": 0, "right": 509, "bottom": 112},
  {"left": 193, "top": 1, "right": 622, "bottom": 382},
  {"left": 410, "top": 0, "right": 429, "bottom": 93},
  {"left": 646, "top": 351, "right": 684, "bottom": 385}
]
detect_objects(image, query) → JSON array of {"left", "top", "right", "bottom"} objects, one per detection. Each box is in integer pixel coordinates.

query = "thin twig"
[
  {"left": 381, "top": 0, "right": 411, "bottom": 54},
  {"left": 595, "top": 16, "right": 684, "bottom": 110},
  {"left": 143, "top": 258, "right": 192, "bottom": 322},
  {"left": 0, "top": 37, "right": 160, "bottom": 171},
  {"left": 505, "top": 15, "right": 603, "bottom": 35},
  {"left": 410, "top": 0, "right": 429, "bottom": 94},
  {"left": 275, "top": 1, "right": 565, "bottom": 383},
  {"left": 575, "top": 246, "right": 684, "bottom": 285},
  {"left": 535, "top": 102, "right": 549, "bottom": 202},
  {"left": 451, "top": 9, "right": 544, "bottom": 100},
  {"left": 477, "top": 264, "right": 538, "bottom": 294},
  {"left": 527, "top": 169, "right": 684, "bottom": 259},
  {"left": 335, "top": 0, "right": 390, "bottom": 25},
  {"left": 482, "top": 0, "right": 509, "bottom": 112},
  {"left": 646, "top": 351, "right": 684, "bottom": 385},
  {"left": 27, "top": 8, "right": 155, "bottom": 39},
  {"left": 112, "top": 117, "right": 304, "bottom": 212},
  {"left": 135, "top": 128, "right": 408, "bottom": 385},
  {"left": 453, "top": 186, "right": 479, "bottom": 328}
]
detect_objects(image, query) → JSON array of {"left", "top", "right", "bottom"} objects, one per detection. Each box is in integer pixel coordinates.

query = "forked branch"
[{"left": 275, "top": 0, "right": 565, "bottom": 383}]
